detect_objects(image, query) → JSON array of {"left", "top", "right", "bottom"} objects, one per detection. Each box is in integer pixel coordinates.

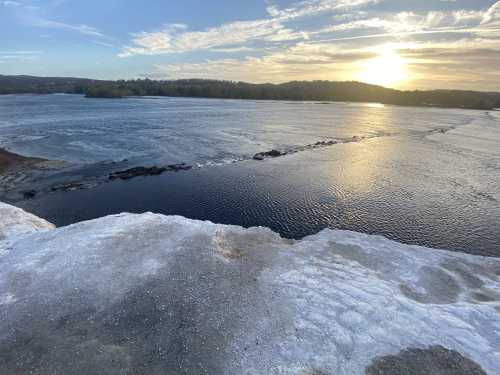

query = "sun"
[{"left": 357, "top": 47, "right": 409, "bottom": 88}]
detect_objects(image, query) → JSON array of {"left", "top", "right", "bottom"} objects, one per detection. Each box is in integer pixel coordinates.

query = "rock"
[
  {"left": 253, "top": 149, "right": 284, "bottom": 160},
  {"left": 365, "top": 346, "right": 487, "bottom": 375},
  {"left": 253, "top": 153, "right": 265, "bottom": 161},
  {"left": 109, "top": 166, "right": 167, "bottom": 180},
  {"left": 266, "top": 149, "right": 282, "bottom": 157},
  {"left": 22, "top": 189, "right": 37, "bottom": 199},
  {"left": 109, "top": 164, "right": 193, "bottom": 180},
  {"left": 0, "top": 202, "right": 54, "bottom": 240},
  {"left": 50, "top": 181, "right": 85, "bottom": 192},
  {"left": 166, "top": 163, "right": 192, "bottom": 172},
  {"left": 0, "top": 203, "right": 498, "bottom": 374},
  {"left": 251, "top": 140, "right": 339, "bottom": 161}
]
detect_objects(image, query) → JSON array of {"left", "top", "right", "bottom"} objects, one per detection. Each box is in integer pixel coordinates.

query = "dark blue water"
[{"left": 1, "top": 95, "right": 500, "bottom": 256}]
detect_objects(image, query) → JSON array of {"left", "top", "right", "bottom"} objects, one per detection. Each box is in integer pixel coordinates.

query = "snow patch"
[
  {"left": 0, "top": 202, "right": 55, "bottom": 243},
  {"left": 0, "top": 202, "right": 498, "bottom": 374}
]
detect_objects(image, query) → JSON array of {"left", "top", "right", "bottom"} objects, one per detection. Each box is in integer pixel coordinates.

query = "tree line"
[{"left": 1, "top": 75, "right": 499, "bottom": 110}]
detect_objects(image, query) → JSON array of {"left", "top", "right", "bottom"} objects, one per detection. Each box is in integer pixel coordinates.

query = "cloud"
[
  {"left": 146, "top": 28, "right": 500, "bottom": 90},
  {"left": 300, "top": 1, "right": 500, "bottom": 51},
  {"left": 211, "top": 46, "right": 257, "bottom": 53},
  {"left": 119, "top": 0, "right": 380, "bottom": 57},
  {"left": 317, "top": 9, "right": 486, "bottom": 35},
  {"left": 32, "top": 18, "right": 105, "bottom": 37},
  {"left": 7, "top": 2, "right": 109, "bottom": 39},
  {"left": 2, "top": 1, "right": 20, "bottom": 6},
  {"left": 91, "top": 40, "right": 116, "bottom": 48},
  {"left": 119, "top": 19, "right": 303, "bottom": 57},
  {"left": 266, "top": 0, "right": 381, "bottom": 20},
  {"left": 0, "top": 50, "right": 40, "bottom": 54},
  {"left": 481, "top": 1, "right": 500, "bottom": 24},
  {"left": 120, "top": 0, "right": 500, "bottom": 59},
  {"left": 0, "top": 50, "right": 40, "bottom": 61},
  {"left": 148, "top": 42, "right": 375, "bottom": 83}
]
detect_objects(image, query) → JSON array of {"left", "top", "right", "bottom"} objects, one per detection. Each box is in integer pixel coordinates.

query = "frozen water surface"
[
  {"left": 0, "top": 203, "right": 498, "bottom": 374},
  {"left": 0, "top": 95, "right": 483, "bottom": 166}
]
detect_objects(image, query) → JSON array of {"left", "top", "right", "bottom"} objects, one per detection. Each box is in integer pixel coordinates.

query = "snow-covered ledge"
[
  {"left": 0, "top": 201, "right": 54, "bottom": 241},
  {"left": 0, "top": 202, "right": 497, "bottom": 374}
]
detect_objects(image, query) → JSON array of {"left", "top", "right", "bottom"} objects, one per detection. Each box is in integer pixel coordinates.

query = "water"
[
  {"left": 0, "top": 94, "right": 476, "bottom": 165},
  {"left": 1, "top": 94, "right": 500, "bottom": 256}
]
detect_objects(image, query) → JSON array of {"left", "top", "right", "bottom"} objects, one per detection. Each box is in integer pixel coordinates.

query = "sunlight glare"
[{"left": 357, "top": 47, "right": 409, "bottom": 87}]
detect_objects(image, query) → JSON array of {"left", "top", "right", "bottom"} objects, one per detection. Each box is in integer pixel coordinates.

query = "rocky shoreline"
[{"left": 0, "top": 147, "right": 44, "bottom": 174}]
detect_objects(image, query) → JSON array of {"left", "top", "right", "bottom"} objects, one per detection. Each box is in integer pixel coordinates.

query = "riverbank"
[
  {"left": 0, "top": 147, "right": 43, "bottom": 174},
  {"left": 0, "top": 147, "right": 71, "bottom": 202}
]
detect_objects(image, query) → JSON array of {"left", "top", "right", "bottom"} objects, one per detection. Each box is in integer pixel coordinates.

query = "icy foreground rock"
[
  {"left": 0, "top": 201, "right": 54, "bottom": 241},
  {"left": 0, "top": 204, "right": 498, "bottom": 374}
]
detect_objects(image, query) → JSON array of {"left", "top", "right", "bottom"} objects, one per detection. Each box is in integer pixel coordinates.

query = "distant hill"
[
  {"left": 0, "top": 75, "right": 106, "bottom": 95},
  {"left": 1, "top": 75, "right": 499, "bottom": 110}
]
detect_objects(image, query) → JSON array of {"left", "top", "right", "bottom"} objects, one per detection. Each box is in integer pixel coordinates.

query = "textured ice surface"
[
  {"left": 0, "top": 201, "right": 54, "bottom": 242},
  {"left": 0, "top": 203, "right": 498, "bottom": 374}
]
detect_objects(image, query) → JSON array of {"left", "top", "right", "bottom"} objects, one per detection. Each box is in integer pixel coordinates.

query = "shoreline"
[
  {"left": 1, "top": 92, "right": 496, "bottom": 111},
  {"left": 0, "top": 147, "right": 44, "bottom": 174}
]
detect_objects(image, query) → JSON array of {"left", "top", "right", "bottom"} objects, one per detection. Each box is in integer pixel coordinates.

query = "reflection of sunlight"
[
  {"left": 357, "top": 46, "right": 409, "bottom": 88},
  {"left": 331, "top": 105, "right": 399, "bottom": 194},
  {"left": 362, "top": 102, "right": 385, "bottom": 108}
]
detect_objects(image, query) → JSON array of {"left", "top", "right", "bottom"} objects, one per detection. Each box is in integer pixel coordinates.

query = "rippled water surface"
[{"left": 1, "top": 94, "right": 499, "bottom": 256}]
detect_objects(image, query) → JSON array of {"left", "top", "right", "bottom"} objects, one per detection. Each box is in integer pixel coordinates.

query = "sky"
[{"left": 1, "top": 0, "right": 499, "bottom": 90}]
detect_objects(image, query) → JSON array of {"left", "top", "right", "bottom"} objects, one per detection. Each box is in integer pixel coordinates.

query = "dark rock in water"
[
  {"left": 109, "top": 166, "right": 167, "bottom": 180},
  {"left": 166, "top": 163, "right": 192, "bottom": 172},
  {"left": 252, "top": 140, "right": 340, "bottom": 161},
  {"left": 109, "top": 164, "right": 193, "bottom": 180},
  {"left": 50, "top": 182, "right": 85, "bottom": 192},
  {"left": 365, "top": 346, "right": 486, "bottom": 375},
  {"left": 253, "top": 153, "right": 265, "bottom": 161},
  {"left": 253, "top": 149, "right": 284, "bottom": 160},
  {"left": 22, "top": 190, "right": 37, "bottom": 199},
  {"left": 266, "top": 149, "right": 283, "bottom": 157}
]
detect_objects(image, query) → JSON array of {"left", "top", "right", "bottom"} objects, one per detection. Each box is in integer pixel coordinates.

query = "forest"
[{"left": 1, "top": 75, "right": 499, "bottom": 110}]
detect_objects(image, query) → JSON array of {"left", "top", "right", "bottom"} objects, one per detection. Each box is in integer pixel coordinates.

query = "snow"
[
  {"left": 0, "top": 201, "right": 54, "bottom": 242},
  {"left": 0, "top": 203, "right": 498, "bottom": 374}
]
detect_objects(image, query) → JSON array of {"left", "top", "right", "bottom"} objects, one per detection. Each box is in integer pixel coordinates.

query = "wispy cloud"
[
  {"left": 2, "top": 1, "right": 21, "bottom": 7},
  {"left": 0, "top": 50, "right": 41, "bottom": 61},
  {"left": 266, "top": 0, "right": 381, "bottom": 20},
  {"left": 91, "top": 40, "right": 116, "bottom": 48},
  {"left": 32, "top": 18, "right": 105, "bottom": 37},
  {"left": 5, "top": 1, "right": 109, "bottom": 39},
  {"left": 119, "top": 0, "right": 380, "bottom": 57},
  {"left": 150, "top": 42, "right": 375, "bottom": 83},
  {"left": 314, "top": 5, "right": 498, "bottom": 35},
  {"left": 119, "top": 19, "right": 303, "bottom": 57}
]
